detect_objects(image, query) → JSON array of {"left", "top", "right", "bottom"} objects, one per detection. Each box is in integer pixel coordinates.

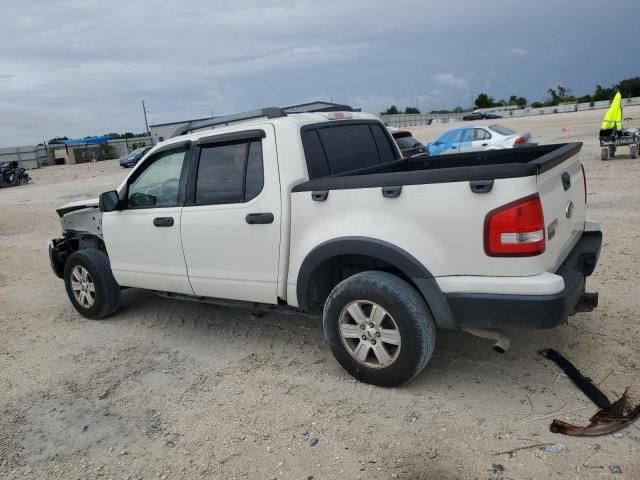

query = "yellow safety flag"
[{"left": 601, "top": 91, "right": 622, "bottom": 131}]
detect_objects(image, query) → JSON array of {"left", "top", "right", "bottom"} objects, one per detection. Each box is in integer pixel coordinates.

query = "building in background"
[{"left": 149, "top": 117, "right": 211, "bottom": 145}]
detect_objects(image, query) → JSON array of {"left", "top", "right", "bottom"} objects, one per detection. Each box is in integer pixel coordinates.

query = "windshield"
[
  {"left": 488, "top": 124, "right": 516, "bottom": 136},
  {"left": 130, "top": 147, "right": 149, "bottom": 155}
]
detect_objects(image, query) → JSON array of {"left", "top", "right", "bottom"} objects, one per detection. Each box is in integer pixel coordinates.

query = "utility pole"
[{"left": 141, "top": 100, "right": 150, "bottom": 135}]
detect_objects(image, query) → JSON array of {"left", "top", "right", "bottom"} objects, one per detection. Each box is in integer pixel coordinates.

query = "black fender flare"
[{"left": 296, "top": 236, "right": 455, "bottom": 329}]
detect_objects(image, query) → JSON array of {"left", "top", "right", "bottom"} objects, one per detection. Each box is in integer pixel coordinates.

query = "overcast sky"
[{"left": 0, "top": 0, "right": 637, "bottom": 146}]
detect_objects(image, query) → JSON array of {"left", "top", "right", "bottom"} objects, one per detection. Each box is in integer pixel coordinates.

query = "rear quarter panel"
[{"left": 287, "top": 176, "right": 542, "bottom": 306}]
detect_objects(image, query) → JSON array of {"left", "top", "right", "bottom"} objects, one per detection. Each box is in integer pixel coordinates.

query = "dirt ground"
[{"left": 1, "top": 107, "right": 640, "bottom": 479}]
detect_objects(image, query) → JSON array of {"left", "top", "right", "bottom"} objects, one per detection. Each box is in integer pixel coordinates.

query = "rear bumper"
[{"left": 445, "top": 229, "right": 602, "bottom": 330}]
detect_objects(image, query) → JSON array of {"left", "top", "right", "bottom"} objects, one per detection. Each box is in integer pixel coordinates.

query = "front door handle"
[
  {"left": 153, "top": 217, "right": 174, "bottom": 227},
  {"left": 245, "top": 212, "right": 274, "bottom": 225},
  {"left": 481, "top": 143, "right": 488, "bottom": 146}
]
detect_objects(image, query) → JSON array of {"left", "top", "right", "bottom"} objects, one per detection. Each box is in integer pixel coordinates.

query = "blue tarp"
[{"left": 57, "top": 136, "right": 113, "bottom": 146}]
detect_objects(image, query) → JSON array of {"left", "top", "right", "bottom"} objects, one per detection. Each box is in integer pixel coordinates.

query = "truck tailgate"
[{"left": 537, "top": 150, "right": 586, "bottom": 271}]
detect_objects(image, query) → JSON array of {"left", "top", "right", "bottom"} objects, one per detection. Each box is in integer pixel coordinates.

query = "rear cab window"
[{"left": 301, "top": 121, "right": 399, "bottom": 179}]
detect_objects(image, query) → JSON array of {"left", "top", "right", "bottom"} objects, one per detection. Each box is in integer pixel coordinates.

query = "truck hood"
[{"left": 56, "top": 197, "right": 99, "bottom": 217}]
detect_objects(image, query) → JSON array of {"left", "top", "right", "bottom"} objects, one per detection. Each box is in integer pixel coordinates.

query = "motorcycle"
[{"left": 0, "top": 161, "right": 31, "bottom": 188}]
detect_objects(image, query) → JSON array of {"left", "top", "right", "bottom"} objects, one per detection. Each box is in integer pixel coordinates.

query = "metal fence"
[
  {"left": 0, "top": 145, "right": 48, "bottom": 169},
  {"left": 381, "top": 96, "right": 640, "bottom": 127}
]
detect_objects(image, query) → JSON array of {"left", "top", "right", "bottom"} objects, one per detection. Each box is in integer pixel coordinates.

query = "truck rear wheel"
[
  {"left": 323, "top": 271, "right": 436, "bottom": 387},
  {"left": 64, "top": 249, "right": 120, "bottom": 320}
]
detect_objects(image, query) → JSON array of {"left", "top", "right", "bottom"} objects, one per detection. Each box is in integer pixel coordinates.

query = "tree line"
[{"left": 381, "top": 76, "right": 640, "bottom": 115}]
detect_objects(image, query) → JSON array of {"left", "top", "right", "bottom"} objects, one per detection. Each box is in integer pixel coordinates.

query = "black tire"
[
  {"left": 631, "top": 146, "right": 639, "bottom": 159},
  {"left": 64, "top": 249, "right": 120, "bottom": 320},
  {"left": 323, "top": 271, "right": 436, "bottom": 387},
  {"left": 609, "top": 146, "right": 616, "bottom": 158},
  {"left": 601, "top": 148, "right": 609, "bottom": 161}
]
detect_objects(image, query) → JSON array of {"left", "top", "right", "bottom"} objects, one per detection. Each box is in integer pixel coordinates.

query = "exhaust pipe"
[{"left": 463, "top": 328, "right": 511, "bottom": 353}]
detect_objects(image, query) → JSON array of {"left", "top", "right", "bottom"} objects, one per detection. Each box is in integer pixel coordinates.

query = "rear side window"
[
  {"left": 370, "top": 124, "right": 395, "bottom": 162},
  {"left": 318, "top": 125, "right": 379, "bottom": 174},
  {"left": 195, "top": 139, "right": 263, "bottom": 205},
  {"left": 473, "top": 128, "right": 491, "bottom": 141},
  {"left": 489, "top": 124, "right": 516, "bottom": 136},
  {"left": 302, "top": 122, "right": 398, "bottom": 178}
]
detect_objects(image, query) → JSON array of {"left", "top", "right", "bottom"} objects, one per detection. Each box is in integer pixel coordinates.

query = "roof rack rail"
[
  {"left": 171, "top": 102, "right": 358, "bottom": 138},
  {"left": 172, "top": 107, "right": 285, "bottom": 137},
  {"left": 282, "top": 101, "right": 356, "bottom": 114}
]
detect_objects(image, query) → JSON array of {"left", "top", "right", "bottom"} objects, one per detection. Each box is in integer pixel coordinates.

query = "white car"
[
  {"left": 49, "top": 106, "right": 601, "bottom": 387},
  {"left": 427, "top": 124, "right": 532, "bottom": 156}
]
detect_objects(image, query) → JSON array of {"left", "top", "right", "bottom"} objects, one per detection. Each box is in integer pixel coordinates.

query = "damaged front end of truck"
[{"left": 48, "top": 198, "right": 105, "bottom": 278}]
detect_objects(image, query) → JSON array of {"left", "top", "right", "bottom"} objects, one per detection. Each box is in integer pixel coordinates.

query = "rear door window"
[
  {"left": 473, "top": 128, "right": 491, "bottom": 141},
  {"left": 195, "top": 139, "right": 264, "bottom": 205}
]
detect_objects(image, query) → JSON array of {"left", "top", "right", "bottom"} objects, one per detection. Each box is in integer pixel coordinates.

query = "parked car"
[
  {"left": 462, "top": 111, "right": 503, "bottom": 121},
  {"left": 391, "top": 130, "right": 428, "bottom": 158},
  {"left": 49, "top": 107, "right": 601, "bottom": 387},
  {"left": 119, "top": 146, "right": 152, "bottom": 168},
  {"left": 427, "top": 124, "right": 532, "bottom": 156}
]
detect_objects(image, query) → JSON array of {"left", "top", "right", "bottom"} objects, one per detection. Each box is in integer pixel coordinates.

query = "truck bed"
[{"left": 292, "top": 143, "right": 582, "bottom": 192}]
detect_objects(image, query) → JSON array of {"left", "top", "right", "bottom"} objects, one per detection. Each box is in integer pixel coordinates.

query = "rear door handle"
[
  {"left": 153, "top": 217, "right": 174, "bottom": 227},
  {"left": 245, "top": 212, "right": 274, "bottom": 225}
]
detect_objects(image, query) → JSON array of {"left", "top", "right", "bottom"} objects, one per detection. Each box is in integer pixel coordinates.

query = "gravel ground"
[{"left": 1, "top": 107, "right": 639, "bottom": 479}]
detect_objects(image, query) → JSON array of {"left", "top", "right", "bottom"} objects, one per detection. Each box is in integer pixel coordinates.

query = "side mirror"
[{"left": 99, "top": 190, "right": 120, "bottom": 212}]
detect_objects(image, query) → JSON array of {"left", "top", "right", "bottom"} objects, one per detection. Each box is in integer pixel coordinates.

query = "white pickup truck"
[{"left": 49, "top": 105, "right": 602, "bottom": 386}]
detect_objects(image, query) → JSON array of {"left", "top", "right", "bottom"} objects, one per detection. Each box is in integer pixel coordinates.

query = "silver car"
[{"left": 427, "top": 124, "right": 533, "bottom": 156}]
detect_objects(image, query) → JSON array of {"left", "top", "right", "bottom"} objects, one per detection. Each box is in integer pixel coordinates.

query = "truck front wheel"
[
  {"left": 64, "top": 249, "right": 120, "bottom": 320},
  {"left": 323, "top": 271, "right": 436, "bottom": 387}
]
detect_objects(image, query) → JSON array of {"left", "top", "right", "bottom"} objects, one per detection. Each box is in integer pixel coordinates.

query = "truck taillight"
[
  {"left": 581, "top": 163, "right": 587, "bottom": 204},
  {"left": 514, "top": 137, "right": 526, "bottom": 146},
  {"left": 484, "top": 194, "right": 546, "bottom": 256}
]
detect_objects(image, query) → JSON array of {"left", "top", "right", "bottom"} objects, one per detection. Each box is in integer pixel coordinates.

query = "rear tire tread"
[{"left": 323, "top": 271, "right": 436, "bottom": 387}]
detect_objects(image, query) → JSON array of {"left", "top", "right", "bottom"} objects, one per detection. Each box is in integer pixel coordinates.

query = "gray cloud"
[{"left": 0, "top": 0, "right": 637, "bottom": 145}]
